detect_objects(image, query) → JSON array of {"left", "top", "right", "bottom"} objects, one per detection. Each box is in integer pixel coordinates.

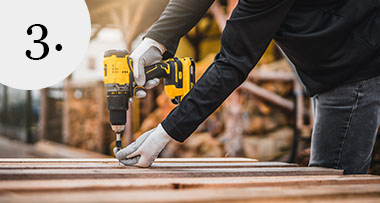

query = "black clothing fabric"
[
  {"left": 275, "top": 0, "right": 380, "bottom": 95},
  {"left": 145, "top": 0, "right": 380, "bottom": 142}
]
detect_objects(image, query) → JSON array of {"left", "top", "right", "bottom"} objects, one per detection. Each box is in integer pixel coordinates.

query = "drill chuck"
[
  {"left": 109, "top": 110, "right": 126, "bottom": 126},
  {"left": 107, "top": 93, "right": 129, "bottom": 127}
]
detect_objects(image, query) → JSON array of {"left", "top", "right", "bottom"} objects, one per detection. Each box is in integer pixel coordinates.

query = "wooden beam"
[
  {"left": 0, "top": 157, "right": 257, "bottom": 163},
  {"left": 249, "top": 71, "right": 295, "bottom": 82},
  {"left": 0, "top": 167, "right": 343, "bottom": 180},
  {"left": 156, "top": 157, "right": 258, "bottom": 163},
  {"left": 1, "top": 158, "right": 378, "bottom": 202},
  {"left": 240, "top": 81, "right": 294, "bottom": 111},
  {"left": 0, "top": 184, "right": 379, "bottom": 203},
  {"left": 0, "top": 175, "right": 378, "bottom": 192},
  {"left": 0, "top": 162, "right": 297, "bottom": 170}
]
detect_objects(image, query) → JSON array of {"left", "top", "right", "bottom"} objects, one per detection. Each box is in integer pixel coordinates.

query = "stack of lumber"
[
  {"left": 64, "top": 82, "right": 115, "bottom": 154},
  {"left": 0, "top": 158, "right": 379, "bottom": 202}
]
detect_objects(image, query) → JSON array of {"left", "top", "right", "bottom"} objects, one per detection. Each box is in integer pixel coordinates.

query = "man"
[{"left": 114, "top": 0, "right": 380, "bottom": 174}]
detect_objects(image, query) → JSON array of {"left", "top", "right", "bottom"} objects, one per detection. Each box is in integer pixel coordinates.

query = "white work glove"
[
  {"left": 130, "top": 38, "right": 166, "bottom": 98},
  {"left": 113, "top": 124, "right": 172, "bottom": 167}
]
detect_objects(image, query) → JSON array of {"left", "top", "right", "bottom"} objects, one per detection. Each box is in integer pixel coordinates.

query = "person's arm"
[
  {"left": 145, "top": 0, "right": 215, "bottom": 59},
  {"left": 162, "top": 0, "right": 295, "bottom": 142}
]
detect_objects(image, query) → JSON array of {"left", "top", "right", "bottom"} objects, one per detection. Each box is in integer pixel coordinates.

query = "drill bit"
[{"left": 116, "top": 132, "right": 122, "bottom": 165}]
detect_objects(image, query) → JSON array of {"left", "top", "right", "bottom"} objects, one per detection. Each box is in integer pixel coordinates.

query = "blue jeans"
[{"left": 309, "top": 75, "right": 380, "bottom": 174}]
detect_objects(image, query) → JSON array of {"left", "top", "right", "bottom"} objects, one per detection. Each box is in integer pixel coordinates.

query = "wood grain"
[
  {"left": 0, "top": 157, "right": 258, "bottom": 163},
  {"left": 0, "top": 158, "right": 377, "bottom": 203},
  {"left": 0, "top": 167, "right": 342, "bottom": 180},
  {"left": 0, "top": 175, "right": 379, "bottom": 192},
  {"left": 0, "top": 162, "right": 296, "bottom": 169},
  {"left": 0, "top": 184, "right": 379, "bottom": 203}
]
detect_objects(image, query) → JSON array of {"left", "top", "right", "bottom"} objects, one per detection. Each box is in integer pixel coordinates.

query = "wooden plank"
[
  {"left": 0, "top": 158, "right": 117, "bottom": 163},
  {"left": 0, "top": 157, "right": 258, "bottom": 163},
  {"left": 0, "top": 167, "right": 343, "bottom": 180},
  {"left": 156, "top": 158, "right": 258, "bottom": 163},
  {"left": 0, "top": 175, "right": 379, "bottom": 192},
  {"left": 0, "top": 184, "right": 379, "bottom": 203},
  {"left": 0, "top": 158, "right": 377, "bottom": 202},
  {"left": 0, "top": 162, "right": 296, "bottom": 170}
]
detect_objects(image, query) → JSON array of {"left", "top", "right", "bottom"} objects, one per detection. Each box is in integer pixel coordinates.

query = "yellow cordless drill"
[{"left": 103, "top": 49, "right": 195, "bottom": 151}]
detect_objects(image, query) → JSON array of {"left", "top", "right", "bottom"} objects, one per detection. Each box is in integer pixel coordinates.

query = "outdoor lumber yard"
[{"left": 1, "top": 0, "right": 380, "bottom": 202}]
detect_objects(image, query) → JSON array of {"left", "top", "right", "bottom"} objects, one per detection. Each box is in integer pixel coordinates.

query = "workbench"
[{"left": 0, "top": 158, "right": 379, "bottom": 202}]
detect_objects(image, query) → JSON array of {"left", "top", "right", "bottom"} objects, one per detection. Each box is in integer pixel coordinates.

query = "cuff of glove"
[
  {"left": 156, "top": 123, "right": 173, "bottom": 143},
  {"left": 145, "top": 37, "right": 167, "bottom": 55}
]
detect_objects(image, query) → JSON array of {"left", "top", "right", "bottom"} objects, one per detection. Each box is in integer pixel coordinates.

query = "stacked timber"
[
  {"left": 64, "top": 82, "right": 113, "bottom": 154},
  {"left": 0, "top": 158, "right": 379, "bottom": 202}
]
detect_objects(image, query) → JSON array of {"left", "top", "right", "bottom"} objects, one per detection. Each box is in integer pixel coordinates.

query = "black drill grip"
[{"left": 145, "top": 63, "right": 171, "bottom": 81}]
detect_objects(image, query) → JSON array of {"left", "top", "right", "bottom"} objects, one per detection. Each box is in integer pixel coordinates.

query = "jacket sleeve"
[
  {"left": 145, "top": 0, "right": 215, "bottom": 59},
  {"left": 161, "top": 0, "right": 295, "bottom": 142}
]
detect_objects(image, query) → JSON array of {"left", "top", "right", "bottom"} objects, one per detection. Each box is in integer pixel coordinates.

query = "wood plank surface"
[
  {"left": 0, "top": 158, "right": 377, "bottom": 203},
  {"left": 0, "top": 157, "right": 258, "bottom": 163},
  {"left": 0, "top": 162, "right": 296, "bottom": 169},
  {"left": 157, "top": 157, "right": 259, "bottom": 163},
  {"left": 0, "top": 167, "right": 343, "bottom": 180},
  {"left": 0, "top": 175, "right": 379, "bottom": 192},
  {"left": 1, "top": 184, "right": 379, "bottom": 203}
]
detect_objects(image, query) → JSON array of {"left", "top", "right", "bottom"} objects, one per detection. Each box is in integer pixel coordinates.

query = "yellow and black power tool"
[{"left": 103, "top": 49, "right": 195, "bottom": 150}]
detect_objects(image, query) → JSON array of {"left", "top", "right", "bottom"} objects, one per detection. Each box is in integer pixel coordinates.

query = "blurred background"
[{"left": 0, "top": 0, "right": 379, "bottom": 173}]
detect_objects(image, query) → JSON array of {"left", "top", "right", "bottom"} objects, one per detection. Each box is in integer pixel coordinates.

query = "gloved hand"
[
  {"left": 130, "top": 37, "right": 166, "bottom": 98},
  {"left": 113, "top": 124, "right": 172, "bottom": 167}
]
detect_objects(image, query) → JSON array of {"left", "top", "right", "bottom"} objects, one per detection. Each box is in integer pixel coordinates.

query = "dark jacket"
[{"left": 145, "top": 0, "right": 380, "bottom": 142}]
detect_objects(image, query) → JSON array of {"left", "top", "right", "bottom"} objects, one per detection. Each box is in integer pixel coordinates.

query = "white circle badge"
[{"left": 0, "top": 0, "right": 91, "bottom": 90}]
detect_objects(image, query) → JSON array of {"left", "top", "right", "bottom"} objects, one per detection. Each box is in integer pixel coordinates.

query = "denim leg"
[{"left": 309, "top": 75, "right": 380, "bottom": 174}]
